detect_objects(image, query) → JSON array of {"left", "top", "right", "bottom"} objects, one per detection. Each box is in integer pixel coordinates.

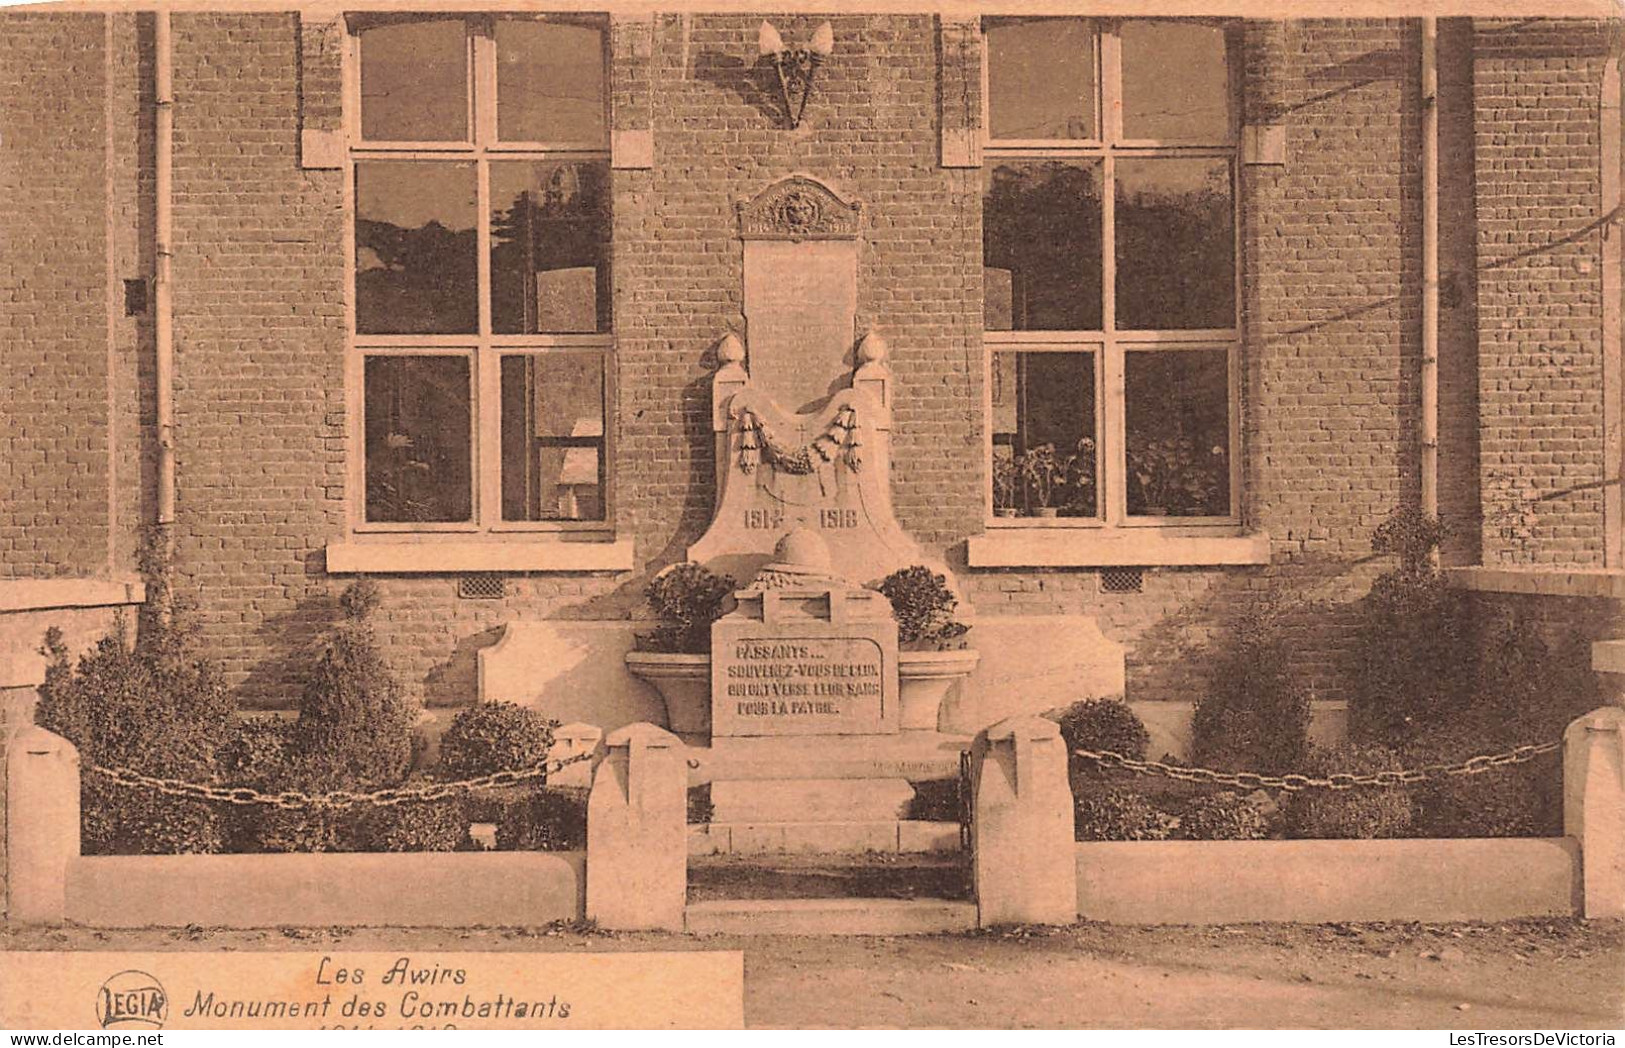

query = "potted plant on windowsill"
[
  {"left": 875, "top": 566, "right": 980, "bottom": 732},
  {"left": 992, "top": 455, "right": 1021, "bottom": 518},
  {"left": 624, "top": 562, "right": 735, "bottom": 743}
]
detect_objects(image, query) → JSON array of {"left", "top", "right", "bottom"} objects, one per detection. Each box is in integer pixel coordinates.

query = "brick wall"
[
  {"left": 1, "top": 12, "right": 1618, "bottom": 718},
  {"left": 0, "top": 14, "right": 113, "bottom": 579},
  {"left": 1474, "top": 18, "right": 1614, "bottom": 567}
]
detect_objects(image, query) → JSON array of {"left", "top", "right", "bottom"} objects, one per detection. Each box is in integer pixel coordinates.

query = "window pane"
[
  {"left": 1115, "top": 158, "right": 1235, "bottom": 330},
  {"left": 359, "top": 18, "right": 467, "bottom": 141},
  {"left": 984, "top": 162, "right": 1103, "bottom": 331},
  {"left": 497, "top": 19, "right": 607, "bottom": 143},
  {"left": 490, "top": 161, "right": 612, "bottom": 334},
  {"left": 1121, "top": 20, "right": 1230, "bottom": 142},
  {"left": 501, "top": 355, "right": 606, "bottom": 521},
  {"left": 364, "top": 356, "right": 473, "bottom": 523},
  {"left": 985, "top": 18, "right": 1094, "bottom": 140},
  {"left": 355, "top": 162, "right": 478, "bottom": 335},
  {"left": 990, "top": 350, "right": 1097, "bottom": 517},
  {"left": 1124, "top": 349, "right": 1230, "bottom": 517}
]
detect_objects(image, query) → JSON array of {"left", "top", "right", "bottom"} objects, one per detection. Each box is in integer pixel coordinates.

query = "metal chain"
[
  {"left": 84, "top": 750, "right": 596, "bottom": 810},
  {"left": 1072, "top": 740, "right": 1562, "bottom": 792}
]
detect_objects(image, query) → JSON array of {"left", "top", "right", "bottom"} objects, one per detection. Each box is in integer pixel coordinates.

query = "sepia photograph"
[{"left": 0, "top": 0, "right": 1622, "bottom": 1032}]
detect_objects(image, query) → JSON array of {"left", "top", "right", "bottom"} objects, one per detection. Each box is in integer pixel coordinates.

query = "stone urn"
[
  {"left": 897, "top": 648, "right": 980, "bottom": 732},
  {"left": 623, "top": 651, "right": 711, "bottom": 742}
]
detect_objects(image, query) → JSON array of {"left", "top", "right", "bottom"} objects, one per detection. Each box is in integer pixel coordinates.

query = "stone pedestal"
[
  {"left": 971, "top": 716, "right": 1076, "bottom": 927},
  {"left": 1565, "top": 706, "right": 1625, "bottom": 919},
  {"left": 6, "top": 726, "right": 80, "bottom": 924},
  {"left": 585, "top": 723, "right": 686, "bottom": 931}
]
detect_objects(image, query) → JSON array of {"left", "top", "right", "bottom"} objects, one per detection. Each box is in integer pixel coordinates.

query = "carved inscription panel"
[{"left": 712, "top": 627, "right": 899, "bottom": 737}]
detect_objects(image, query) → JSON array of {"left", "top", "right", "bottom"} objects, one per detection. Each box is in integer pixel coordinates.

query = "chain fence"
[
  {"left": 1071, "top": 739, "right": 1562, "bottom": 792},
  {"left": 84, "top": 750, "right": 595, "bottom": 811}
]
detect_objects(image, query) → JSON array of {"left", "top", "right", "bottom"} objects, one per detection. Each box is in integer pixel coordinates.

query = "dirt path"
[{"left": 4, "top": 919, "right": 1620, "bottom": 1029}]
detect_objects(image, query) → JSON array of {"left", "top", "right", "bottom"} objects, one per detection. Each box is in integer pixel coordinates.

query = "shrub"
[
  {"left": 495, "top": 788, "right": 589, "bottom": 851},
  {"left": 1283, "top": 744, "right": 1413, "bottom": 839},
  {"left": 438, "top": 702, "right": 557, "bottom": 781},
  {"left": 291, "top": 579, "right": 417, "bottom": 790},
  {"left": 35, "top": 605, "right": 235, "bottom": 855},
  {"left": 247, "top": 807, "right": 364, "bottom": 853},
  {"left": 639, "top": 563, "right": 736, "bottom": 654},
  {"left": 1402, "top": 723, "right": 1553, "bottom": 838},
  {"left": 1053, "top": 698, "right": 1150, "bottom": 777},
  {"left": 360, "top": 795, "right": 473, "bottom": 852},
  {"left": 1349, "top": 508, "right": 1472, "bottom": 746},
  {"left": 1073, "top": 785, "right": 1173, "bottom": 841},
  {"left": 1192, "top": 611, "right": 1311, "bottom": 776},
  {"left": 1177, "top": 791, "right": 1271, "bottom": 840},
  {"left": 876, "top": 566, "right": 970, "bottom": 650}
]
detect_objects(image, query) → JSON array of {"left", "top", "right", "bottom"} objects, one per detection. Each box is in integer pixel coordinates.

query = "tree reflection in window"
[
  {"left": 355, "top": 162, "right": 478, "bottom": 335},
  {"left": 490, "top": 162, "right": 612, "bottom": 335}
]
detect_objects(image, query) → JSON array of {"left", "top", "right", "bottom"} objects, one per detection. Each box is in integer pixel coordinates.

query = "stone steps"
[
  {"left": 688, "top": 819, "right": 962, "bottom": 856},
  {"left": 684, "top": 898, "right": 978, "bottom": 936}
]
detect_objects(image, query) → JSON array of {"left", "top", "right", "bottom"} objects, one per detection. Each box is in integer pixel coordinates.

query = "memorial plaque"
[
  {"left": 743, "top": 240, "right": 857, "bottom": 414},
  {"left": 712, "top": 586, "right": 900, "bottom": 737}
]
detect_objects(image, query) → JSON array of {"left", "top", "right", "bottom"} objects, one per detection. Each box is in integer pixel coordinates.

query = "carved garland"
[{"left": 738, "top": 405, "right": 862, "bottom": 475}]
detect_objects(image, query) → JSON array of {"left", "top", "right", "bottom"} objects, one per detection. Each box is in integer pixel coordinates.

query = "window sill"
[
  {"left": 325, "top": 536, "right": 635, "bottom": 575},
  {"left": 966, "top": 527, "right": 1271, "bottom": 569},
  {"left": 0, "top": 578, "right": 146, "bottom": 613},
  {"left": 1443, "top": 566, "right": 1625, "bottom": 600}
]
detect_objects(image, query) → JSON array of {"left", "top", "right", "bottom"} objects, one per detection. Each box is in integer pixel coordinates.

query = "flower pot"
[
  {"left": 1032, "top": 507, "right": 1060, "bottom": 519},
  {"left": 995, "top": 508, "right": 1019, "bottom": 519},
  {"left": 897, "top": 648, "right": 981, "bottom": 732},
  {"left": 624, "top": 651, "right": 711, "bottom": 742}
]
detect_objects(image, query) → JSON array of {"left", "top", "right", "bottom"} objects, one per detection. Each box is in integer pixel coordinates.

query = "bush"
[
  {"left": 249, "top": 807, "right": 363, "bottom": 854},
  {"left": 1053, "top": 698, "right": 1150, "bottom": 776},
  {"left": 1177, "top": 791, "right": 1271, "bottom": 840},
  {"left": 1349, "top": 509, "right": 1473, "bottom": 746},
  {"left": 1402, "top": 723, "right": 1553, "bottom": 838},
  {"left": 360, "top": 795, "right": 473, "bottom": 852},
  {"left": 1283, "top": 744, "right": 1414, "bottom": 839},
  {"left": 876, "top": 566, "right": 970, "bottom": 650},
  {"left": 1192, "top": 612, "right": 1311, "bottom": 776},
  {"left": 906, "top": 778, "right": 964, "bottom": 822},
  {"left": 438, "top": 702, "right": 557, "bottom": 781},
  {"left": 35, "top": 605, "right": 235, "bottom": 855},
  {"left": 495, "top": 788, "right": 589, "bottom": 851},
  {"left": 291, "top": 579, "right": 417, "bottom": 790},
  {"left": 639, "top": 563, "right": 736, "bottom": 654},
  {"left": 1073, "top": 785, "right": 1173, "bottom": 841}
]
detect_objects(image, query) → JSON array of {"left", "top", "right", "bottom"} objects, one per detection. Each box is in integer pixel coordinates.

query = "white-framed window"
[
  {"left": 982, "top": 17, "right": 1241, "bottom": 528},
  {"left": 344, "top": 13, "right": 613, "bottom": 534}
]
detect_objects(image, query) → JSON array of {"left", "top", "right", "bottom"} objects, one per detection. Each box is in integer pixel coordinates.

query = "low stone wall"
[
  {"left": 65, "top": 851, "right": 585, "bottom": 928},
  {"left": 1075, "top": 838, "right": 1579, "bottom": 925}
]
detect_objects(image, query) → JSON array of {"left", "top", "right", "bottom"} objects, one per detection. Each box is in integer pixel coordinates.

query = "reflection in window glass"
[
  {"left": 985, "top": 19, "right": 1095, "bottom": 140},
  {"left": 359, "top": 19, "right": 468, "bottom": 141},
  {"left": 983, "top": 162, "right": 1103, "bottom": 331},
  {"left": 497, "top": 19, "right": 607, "bottom": 143},
  {"left": 364, "top": 356, "right": 473, "bottom": 523},
  {"left": 990, "top": 350, "right": 1097, "bottom": 517},
  {"left": 490, "top": 162, "right": 612, "bottom": 335},
  {"left": 1121, "top": 21, "right": 1230, "bottom": 142},
  {"left": 500, "top": 355, "right": 606, "bottom": 521},
  {"left": 1115, "top": 158, "right": 1235, "bottom": 330},
  {"left": 1124, "top": 349, "right": 1230, "bottom": 517},
  {"left": 355, "top": 162, "right": 478, "bottom": 335}
]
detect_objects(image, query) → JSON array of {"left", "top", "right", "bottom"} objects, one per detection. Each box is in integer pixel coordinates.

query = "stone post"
[
  {"left": 6, "top": 726, "right": 80, "bottom": 924},
  {"left": 1565, "top": 706, "right": 1625, "bottom": 919},
  {"left": 586, "top": 722, "right": 686, "bottom": 931},
  {"left": 971, "top": 715, "right": 1076, "bottom": 927},
  {"left": 548, "top": 723, "right": 603, "bottom": 790}
]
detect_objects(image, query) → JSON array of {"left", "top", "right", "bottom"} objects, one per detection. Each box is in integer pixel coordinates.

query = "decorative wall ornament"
[
  {"left": 737, "top": 176, "right": 862, "bottom": 241},
  {"left": 757, "top": 20, "right": 834, "bottom": 129},
  {"left": 736, "top": 404, "right": 861, "bottom": 475}
]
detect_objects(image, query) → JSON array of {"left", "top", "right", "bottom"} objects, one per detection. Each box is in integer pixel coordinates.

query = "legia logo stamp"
[{"left": 96, "top": 970, "right": 168, "bottom": 1030}]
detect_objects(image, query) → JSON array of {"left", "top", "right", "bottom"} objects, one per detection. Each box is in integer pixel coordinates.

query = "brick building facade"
[{"left": 1, "top": 8, "right": 1621, "bottom": 738}]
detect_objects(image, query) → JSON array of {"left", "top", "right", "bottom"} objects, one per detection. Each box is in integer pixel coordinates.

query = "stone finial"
[
  {"left": 857, "top": 330, "right": 887, "bottom": 365},
  {"left": 716, "top": 331, "right": 746, "bottom": 366}
]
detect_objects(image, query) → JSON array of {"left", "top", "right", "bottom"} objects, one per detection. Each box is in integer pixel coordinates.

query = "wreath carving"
[{"left": 737, "top": 405, "right": 861, "bottom": 475}]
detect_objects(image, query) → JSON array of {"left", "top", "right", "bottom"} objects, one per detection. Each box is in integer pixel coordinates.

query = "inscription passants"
[{"left": 725, "top": 638, "right": 882, "bottom": 717}]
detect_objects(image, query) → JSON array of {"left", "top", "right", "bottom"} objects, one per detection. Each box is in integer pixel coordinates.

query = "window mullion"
[{"left": 1103, "top": 340, "right": 1127, "bottom": 528}]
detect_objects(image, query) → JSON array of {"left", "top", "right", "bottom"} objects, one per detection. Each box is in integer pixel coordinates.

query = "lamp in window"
[{"left": 757, "top": 20, "right": 834, "bottom": 130}]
